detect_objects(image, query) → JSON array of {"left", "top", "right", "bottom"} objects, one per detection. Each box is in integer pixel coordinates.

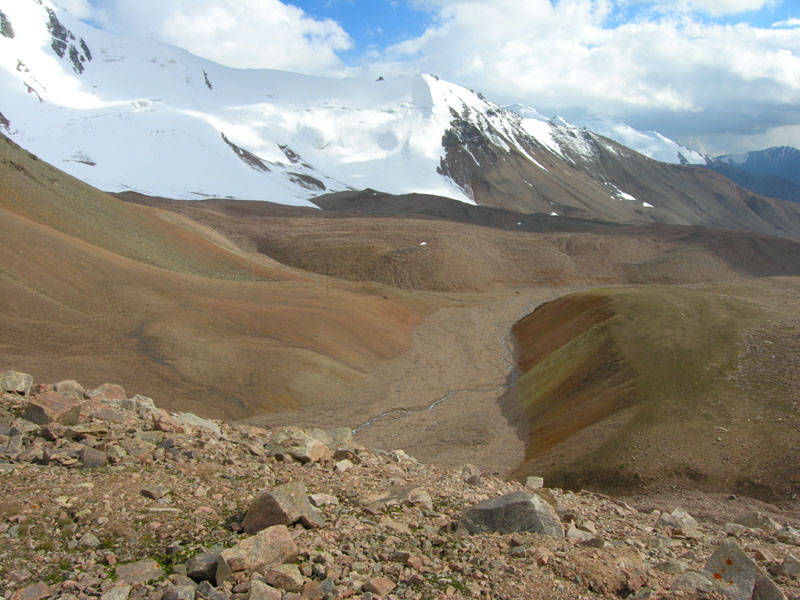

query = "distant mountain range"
[
  {"left": 704, "top": 147, "right": 800, "bottom": 203},
  {"left": 2, "top": 0, "right": 800, "bottom": 237}
]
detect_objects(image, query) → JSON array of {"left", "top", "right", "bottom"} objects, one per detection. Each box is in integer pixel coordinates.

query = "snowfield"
[{"left": 0, "top": 0, "right": 707, "bottom": 207}]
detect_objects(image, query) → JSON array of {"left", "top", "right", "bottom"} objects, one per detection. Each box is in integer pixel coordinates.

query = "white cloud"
[
  {"left": 687, "top": 123, "right": 800, "bottom": 155},
  {"left": 362, "top": 0, "right": 800, "bottom": 153},
  {"left": 90, "top": 0, "right": 352, "bottom": 75},
  {"left": 621, "top": 0, "right": 780, "bottom": 16},
  {"left": 773, "top": 18, "right": 800, "bottom": 27}
]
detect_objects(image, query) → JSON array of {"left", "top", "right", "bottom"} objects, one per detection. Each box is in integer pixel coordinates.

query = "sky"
[{"left": 58, "top": 0, "right": 800, "bottom": 155}]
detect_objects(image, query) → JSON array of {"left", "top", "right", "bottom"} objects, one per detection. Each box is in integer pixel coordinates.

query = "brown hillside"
[
  {"left": 124, "top": 194, "right": 800, "bottom": 293},
  {"left": 511, "top": 280, "right": 800, "bottom": 500},
  {"left": 0, "top": 136, "right": 422, "bottom": 420}
]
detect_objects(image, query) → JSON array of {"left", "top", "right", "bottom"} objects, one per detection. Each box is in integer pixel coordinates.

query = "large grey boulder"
[
  {"left": 459, "top": 491, "right": 564, "bottom": 537},
  {"left": 241, "top": 481, "right": 324, "bottom": 533},
  {"left": 698, "top": 539, "right": 786, "bottom": 600},
  {"left": 1, "top": 370, "right": 33, "bottom": 396},
  {"left": 704, "top": 539, "right": 757, "bottom": 600}
]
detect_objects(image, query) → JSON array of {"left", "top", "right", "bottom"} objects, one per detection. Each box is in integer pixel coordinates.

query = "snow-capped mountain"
[
  {"left": 716, "top": 147, "right": 800, "bottom": 187},
  {"left": 0, "top": 0, "right": 484, "bottom": 205},
  {"left": 571, "top": 116, "right": 706, "bottom": 166},
  {"left": 2, "top": 0, "right": 800, "bottom": 238},
  {"left": 506, "top": 106, "right": 706, "bottom": 166}
]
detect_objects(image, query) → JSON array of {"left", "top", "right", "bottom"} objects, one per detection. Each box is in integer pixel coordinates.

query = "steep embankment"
[
  {"left": 0, "top": 135, "right": 423, "bottom": 420},
  {"left": 511, "top": 281, "right": 800, "bottom": 500}
]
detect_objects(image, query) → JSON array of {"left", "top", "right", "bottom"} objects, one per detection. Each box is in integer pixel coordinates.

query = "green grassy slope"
[{"left": 511, "top": 284, "right": 800, "bottom": 499}]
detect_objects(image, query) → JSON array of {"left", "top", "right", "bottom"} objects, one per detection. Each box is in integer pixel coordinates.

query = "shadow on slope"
[{"left": 511, "top": 282, "right": 800, "bottom": 500}]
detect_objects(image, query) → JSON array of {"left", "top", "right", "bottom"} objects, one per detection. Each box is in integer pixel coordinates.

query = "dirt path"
[{"left": 261, "top": 287, "right": 566, "bottom": 477}]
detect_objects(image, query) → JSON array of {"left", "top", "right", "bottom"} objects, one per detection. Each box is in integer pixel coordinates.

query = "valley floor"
[{"left": 242, "top": 288, "right": 566, "bottom": 475}]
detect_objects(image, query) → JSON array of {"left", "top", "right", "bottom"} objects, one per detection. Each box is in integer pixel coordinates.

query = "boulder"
[
  {"left": 126, "top": 394, "right": 158, "bottom": 416},
  {"left": 657, "top": 507, "right": 701, "bottom": 537},
  {"left": 328, "top": 427, "right": 353, "bottom": 450},
  {"left": 242, "top": 481, "right": 324, "bottom": 533},
  {"left": 334, "top": 459, "right": 353, "bottom": 473},
  {"left": 263, "top": 564, "right": 304, "bottom": 592},
  {"left": 78, "top": 403, "right": 128, "bottom": 424},
  {"left": 754, "top": 567, "right": 788, "bottom": 600},
  {"left": 80, "top": 445, "right": 107, "bottom": 468},
  {"left": 776, "top": 526, "right": 800, "bottom": 546},
  {"left": 524, "top": 476, "right": 545, "bottom": 489},
  {"left": 308, "top": 428, "right": 334, "bottom": 447},
  {"left": 365, "top": 484, "right": 433, "bottom": 513},
  {"left": 23, "top": 392, "right": 85, "bottom": 426},
  {"left": 248, "top": 580, "right": 282, "bottom": 600},
  {"left": 459, "top": 491, "right": 564, "bottom": 537},
  {"left": 671, "top": 570, "right": 724, "bottom": 595},
  {"left": 100, "top": 584, "right": 131, "bottom": 600},
  {"left": 186, "top": 549, "right": 222, "bottom": 582},
  {"left": 54, "top": 380, "right": 85, "bottom": 398},
  {"left": 700, "top": 539, "right": 785, "bottom": 600},
  {"left": 216, "top": 525, "right": 298, "bottom": 585},
  {"left": 363, "top": 577, "right": 396, "bottom": 596},
  {"left": 8, "top": 582, "right": 52, "bottom": 600},
  {"left": 85, "top": 383, "right": 126, "bottom": 404},
  {"left": 461, "top": 463, "right": 482, "bottom": 484},
  {"left": 269, "top": 427, "right": 331, "bottom": 463},
  {"left": 309, "top": 493, "right": 339, "bottom": 508},
  {"left": 175, "top": 413, "right": 221, "bottom": 437},
  {"left": 162, "top": 585, "right": 195, "bottom": 600},
  {"left": 196, "top": 582, "right": 227, "bottom": 600},
  {"left": 734, "top": 511, "right": 782, "bottom": 533},
  {"left": 302, "top": 578, "right": 336, "bottom": 600},
  {"left": 777, "top": 553, "right": 800, "bottom": 579},
  {"left": 116, "top": 559, "right": 165, "bottom": 585},
  {"left": 1, "top": 370, "right": 33, "bottom": 396}
]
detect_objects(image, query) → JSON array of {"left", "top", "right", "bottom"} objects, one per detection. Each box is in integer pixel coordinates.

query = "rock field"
[{"left": 1, "top": 370, "right": 799, "bottom": 600}]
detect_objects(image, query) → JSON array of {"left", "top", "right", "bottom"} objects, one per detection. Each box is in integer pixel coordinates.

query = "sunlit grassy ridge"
[{"left": 511, "top": 285, "right": 798, "bottom": 497}]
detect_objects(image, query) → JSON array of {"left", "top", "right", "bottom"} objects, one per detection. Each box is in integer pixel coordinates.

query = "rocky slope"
[
  {"left": 2, "top": 370, "right": 800, "bottom": 600},
  {"left": 704, "top": 156, "right": 800, "bottom": 205}
]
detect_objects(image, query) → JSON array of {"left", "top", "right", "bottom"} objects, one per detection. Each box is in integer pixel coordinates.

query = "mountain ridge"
[{"left": 3, "top": 0, "right": 800, "bottom": 240}]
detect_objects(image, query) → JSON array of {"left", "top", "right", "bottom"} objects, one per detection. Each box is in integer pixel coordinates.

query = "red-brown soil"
[{"left": 4, "top": 134, "right": 800, "bottom": 499}]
